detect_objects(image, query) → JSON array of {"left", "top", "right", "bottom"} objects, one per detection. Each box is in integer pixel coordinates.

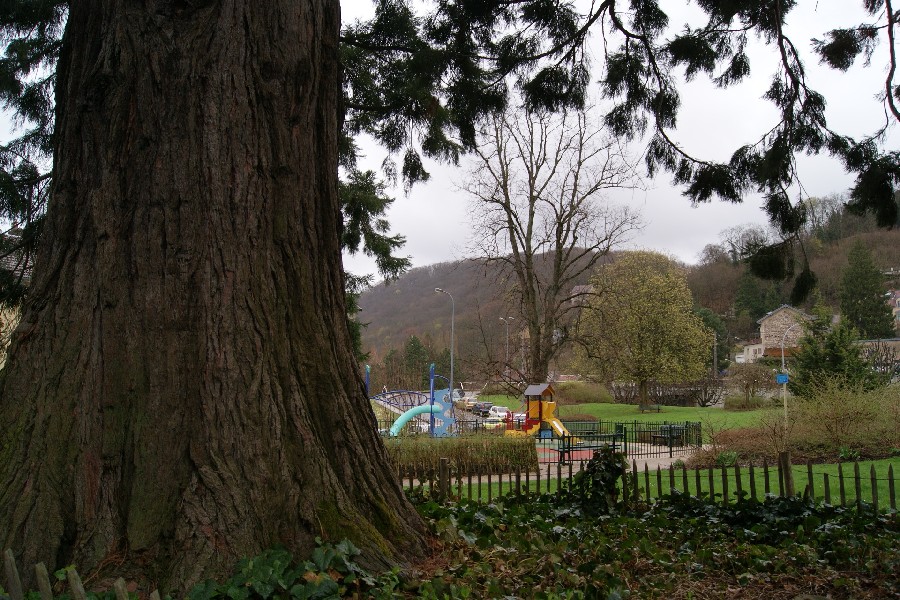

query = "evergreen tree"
[
  {"left": 2, "top": 0, "right": 900, "bottom": 589},
  {"left": 733, "top": 272, "right": 783, "bottom": 321},
  {"left": 789, "top": 320, "right": 888, "bottom": 398},
  {"left": 839, "top": 241, "right": 895, "bottom": 339},
  {"left": 402, "top": 335, "right": 430, "bottom": 388}
]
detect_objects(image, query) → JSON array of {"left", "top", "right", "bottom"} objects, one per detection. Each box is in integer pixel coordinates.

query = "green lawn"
[{"left": 480, "top": 396, "right": 769, "bottom": 432}]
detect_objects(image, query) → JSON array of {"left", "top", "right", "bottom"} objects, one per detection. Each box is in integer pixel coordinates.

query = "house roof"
[
  {"left": 0, "top": 231, "right": 32, "bottom": 285},
  {"left": 756, "top": 304, "right": 811, "bottom": 325},
  {"left": 761, "top": 347, "right": 799, "bottom": 358},
  {"left": 524, "top": 383, "right": 554, "bottom": 397}
]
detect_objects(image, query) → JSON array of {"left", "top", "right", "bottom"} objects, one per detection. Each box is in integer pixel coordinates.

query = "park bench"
[
  {"left": 558, "top": 431, "right": 624, "bottom": 464},
  {"left": 650, "top": 424, "right": 686, "bottom": 446},
  {"left": 638, "top": 404, "right": 661, "bottom": 413}
]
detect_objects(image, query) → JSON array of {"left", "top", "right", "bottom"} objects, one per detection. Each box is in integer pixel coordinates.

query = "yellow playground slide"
[
  {"left": 517, "top": 416, "right": 573, "bottom": 438},
  {"left": 545, "top": 417, "right": 571, "bottom": 438}
]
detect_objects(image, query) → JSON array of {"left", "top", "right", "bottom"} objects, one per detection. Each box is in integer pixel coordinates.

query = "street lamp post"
[
  {"left": 500, "top": 317, "right": 514, "bottom": 380},
  {"left": 435, "top": 288, "right": 455, "bottom": 399},
  {"left": 780, "top": 322, "right": 801, "bottom": 430}
]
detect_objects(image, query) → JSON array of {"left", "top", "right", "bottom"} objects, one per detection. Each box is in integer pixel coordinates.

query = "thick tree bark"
[{"left": 0, "top": 1, "right": 426, "bottom": 592}]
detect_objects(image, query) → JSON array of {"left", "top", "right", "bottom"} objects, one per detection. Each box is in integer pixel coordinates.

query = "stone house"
[
  {"left": 740, "top": 305, "right": 811, "bottom": 364},
  {"left": 759, "top": 305, "right": 810, "bottom": 348},
  {"left": 887, "top": 290, "right": 900, "bottom": 332}
]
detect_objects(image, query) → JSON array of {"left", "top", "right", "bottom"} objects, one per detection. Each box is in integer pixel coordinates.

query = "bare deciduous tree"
[{"left": 461, "top": 107, "right": 641, "bottom": 382}]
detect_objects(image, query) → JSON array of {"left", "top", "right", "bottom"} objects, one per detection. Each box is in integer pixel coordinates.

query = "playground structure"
[
  {"left": 371, "top": 364, "right": 457, "bottom": 437},
  {"left": 507, "top": 383, "right": 575, "bottom": 439},
  {"left": 371, "top": 379, "right": 578, "bottom": 440}
]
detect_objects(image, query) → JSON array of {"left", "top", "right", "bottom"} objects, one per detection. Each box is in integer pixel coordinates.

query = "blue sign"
[{"left": 776, "top": 373, "right": 789, "bottom": 384}]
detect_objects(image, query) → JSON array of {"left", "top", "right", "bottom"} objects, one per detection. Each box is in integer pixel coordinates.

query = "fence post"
[
  {"left": 806, "top": 461, "right": 815, "bottom": 501},
  {"left": 888, "top": 464, "right": 896, "bottom": 512},
  {"left": 870, "top": 464, "right": 878, "bottom": 512},
  {"left": 35, "top": 563, "right": 53, "bottom": 600},
  {"left": 632, "top": 460, "right": 639, "bottom": 503},
  {"left": 749, "top": 464, "right": 757, "bottom": 501},
  {"left": 556, "top": 461, "right": 562, "bottom": 495},
  {"left": 695, "top": 466, "right": 702, "bottom": 499},
  {"left": 114, "top": 578, "right": 130, "bottom": 600},
  {"left": 438, "top": 458, "right": 450, "bottom": 500},
  {"left": 721, "top": 465, "right": 729, "bottom": 506},
  {"left": 66, "top": 568, "right": 88, "bottom": 600},
  {"left": 644, "top": 463, "right": 651, "bottom": 503},
  {"left": 3, "top": 549, "right": 24, "bottom": 600},
  {"left": 778, "top": 451, "right": 794, "bottom": 496},
  {"left": 838, "top": 462, "right": 847, "bottom": 506},
  {"left": 854, "top": 462, "right": 862, "bottom": 510}
]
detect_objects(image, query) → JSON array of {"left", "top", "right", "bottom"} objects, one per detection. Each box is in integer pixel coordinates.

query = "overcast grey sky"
[
  {"left": 1, "top": 3, "right": 895, "bottom": 278},
  {"left": 340, "top": 1, "right": 900, "bottom": 278}
]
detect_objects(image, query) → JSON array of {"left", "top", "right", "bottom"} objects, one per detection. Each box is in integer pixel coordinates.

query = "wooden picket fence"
[
  {"left": 2, "top": 549, "right": 162, "bottom": 600},
  {"left": 4, "top": 456, "right": 896, "bottom": 599},
  {"left": 411, "top": 453, "right": 899, "bottom": 512}
]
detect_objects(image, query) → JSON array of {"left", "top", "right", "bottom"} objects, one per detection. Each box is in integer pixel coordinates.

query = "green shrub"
[
  {"left": 715, "top": 450, "right": 738, "bottom": 467},
  {"left": 838, "top": 446, "right": 861, "bottom": 461},
  {"left": 554, "top": 381, "right": 613, "bottom": 404},
  {"left": 383, "top": 434, "right": 538, "bottom": 475},
  {"left": 791, "top": 380, "right": 900, "bottom": 458},
  {"left": 187, "top": 542, "right": 404, "bottom": 600},
  {"left": 562, "top": 446, "right": 627, "bottom": 515},
  {"left": 705, "top": 382, "right": 900, "bottom": 463}
]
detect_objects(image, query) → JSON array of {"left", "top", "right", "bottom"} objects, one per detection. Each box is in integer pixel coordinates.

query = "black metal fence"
[{"left": 377, "top": 418, "right": 703, "bottom": 462}]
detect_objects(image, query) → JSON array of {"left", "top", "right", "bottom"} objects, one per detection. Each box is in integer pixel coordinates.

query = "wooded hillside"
[{"left": 359, "top": 203, "right": 900, "bottom": 375}]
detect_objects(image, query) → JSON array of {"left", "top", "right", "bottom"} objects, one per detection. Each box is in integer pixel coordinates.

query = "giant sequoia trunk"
[{"left": 0, "top": 2, "right": 426, "bottom": 591}]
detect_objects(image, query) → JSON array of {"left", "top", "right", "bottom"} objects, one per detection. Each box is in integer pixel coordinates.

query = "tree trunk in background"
[{"left": 0, "top": 2, "right": 425, "bottom": 592}]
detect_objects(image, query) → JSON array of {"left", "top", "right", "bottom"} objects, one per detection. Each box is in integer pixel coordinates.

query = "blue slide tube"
[{"left": 389, "top": 404, "right": 441, "bottom": 437}]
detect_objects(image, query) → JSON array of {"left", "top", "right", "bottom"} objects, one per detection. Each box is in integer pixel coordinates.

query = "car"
[
  {"left": 441, "top": 389, "right": 463, "bottom": 403},
  {"left": 488, "top": 405, "right": 511, "bottom": 419},
  {"left": 472, "top": 401, "right": 493, "bottom": 416},
  {"left": 512, "top": 412, "right": 527, "bottom": 425},
  {"left": 481, "top": 416, "right": 505, "bottom": 430},
  {"left": 454, "top": 396, "right": 477, "bottom": 410}
]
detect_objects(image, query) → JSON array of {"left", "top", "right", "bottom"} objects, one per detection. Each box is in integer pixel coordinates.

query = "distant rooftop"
[{"left": 0, "top": 230, "right": 32, "bottom": 285}]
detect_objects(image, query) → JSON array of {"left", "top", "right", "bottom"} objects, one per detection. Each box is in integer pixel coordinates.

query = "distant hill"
[
  {"left": 363, "top": 221, "right": 900, "bottom": 364},
  {"left": 357, "top": 259, "right": 510, "bottom": 361},
  {"left": 356, "top": 253, "right": 605, "bottom": 361}
]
